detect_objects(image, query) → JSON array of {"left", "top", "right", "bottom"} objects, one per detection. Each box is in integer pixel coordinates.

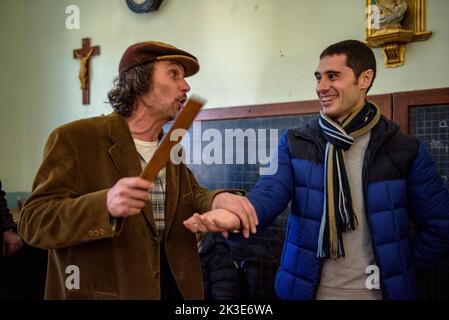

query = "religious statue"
[
  {"left": 75, "top": 48, "right": 94, "bottom": 90},
  {"left": 73, "top": 38, "right": 100, "bottom": 105},
  {"left": 376, "top": 0, "right": 408, "bottom": 29},
  {"left": 366, "top": 0, "right": 432, "bottom": 68}
]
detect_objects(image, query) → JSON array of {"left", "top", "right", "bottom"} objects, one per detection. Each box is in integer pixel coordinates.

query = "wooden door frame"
[{"left": 393, "top": 87, "right": 449, "bottom": 134}]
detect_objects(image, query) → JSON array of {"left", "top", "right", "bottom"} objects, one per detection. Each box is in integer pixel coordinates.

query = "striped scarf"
[{"left": 317, "top": 102, "right": 380, "bottom": 259}]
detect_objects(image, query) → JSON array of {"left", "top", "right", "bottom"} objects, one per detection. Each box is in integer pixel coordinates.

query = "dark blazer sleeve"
[{"left": 0, "top": 180, "right": 16, "bottom": 231}]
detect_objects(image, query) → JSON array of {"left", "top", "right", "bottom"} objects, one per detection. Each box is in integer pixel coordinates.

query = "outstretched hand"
[{"left": 183, "top": 209, "right": 241, "bottom": 238}]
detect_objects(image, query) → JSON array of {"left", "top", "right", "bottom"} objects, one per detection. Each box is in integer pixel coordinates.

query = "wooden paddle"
[{"left": 140, "top": 95, "right": 206, "bottom": 182}]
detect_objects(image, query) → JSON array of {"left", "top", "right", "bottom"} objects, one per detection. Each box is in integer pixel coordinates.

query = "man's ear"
[{"left": 358, "top": 69, "right": 374, "bottom": 90}]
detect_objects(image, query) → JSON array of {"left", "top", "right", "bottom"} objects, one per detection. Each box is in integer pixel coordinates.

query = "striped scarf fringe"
[{"left": 317, "top": 102, "right": 380, "bottom": 259}]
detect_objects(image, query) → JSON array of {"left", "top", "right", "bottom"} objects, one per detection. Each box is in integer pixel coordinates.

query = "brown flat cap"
[{"left": 118, "top": 41, "right": 199, "bottom": 77}]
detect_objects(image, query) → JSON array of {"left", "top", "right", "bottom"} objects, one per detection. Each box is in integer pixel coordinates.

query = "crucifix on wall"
[{"left": 73, "top": 38, "right": 100, "bottom": 105}]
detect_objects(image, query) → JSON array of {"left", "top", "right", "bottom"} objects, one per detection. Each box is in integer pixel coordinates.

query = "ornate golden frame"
[{"left": 365, "top": 0, "right": 432, "bottom": 68}]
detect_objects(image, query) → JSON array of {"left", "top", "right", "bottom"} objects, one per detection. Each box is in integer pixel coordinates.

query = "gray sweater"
[{"left": 316, "top": 132, "right": 383, "bottom": 300}]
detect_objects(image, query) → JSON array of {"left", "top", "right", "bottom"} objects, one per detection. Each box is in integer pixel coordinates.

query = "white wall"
[
  {"left": 0, "top": 0, "right": 25, "bottom": 191},
  {"left": 1, "top": 0, "right": 449, "bottom": 190}
]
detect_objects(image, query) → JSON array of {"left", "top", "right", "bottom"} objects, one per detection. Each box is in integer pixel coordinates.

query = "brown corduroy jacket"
[{"left": 19, "top": 113, "right": 224, "bottom": 299}]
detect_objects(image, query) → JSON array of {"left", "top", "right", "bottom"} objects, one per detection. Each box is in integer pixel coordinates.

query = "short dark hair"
[
  {"left": 320, "top": 40, "right": 377, "bottom": 93},
  {"left": 107, "top": 62, "right": 155, "bottom": 117}
]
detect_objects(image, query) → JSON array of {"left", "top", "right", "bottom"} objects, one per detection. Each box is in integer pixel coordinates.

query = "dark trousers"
[{"left": 160, "top": 241, "right": 183, "bottom": 300}]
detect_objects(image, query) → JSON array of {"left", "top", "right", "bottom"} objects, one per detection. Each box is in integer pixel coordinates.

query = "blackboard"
[
  {"left": 181, "top": 113, "right": 318, "bottom": 299},
  {"left": 410, "top": 104, "right": 449, "bottom": 299}
]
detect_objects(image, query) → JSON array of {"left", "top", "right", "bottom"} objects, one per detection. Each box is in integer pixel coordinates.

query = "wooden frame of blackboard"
[
  {"left": 393, "top": 87, "right": 449, "bottom": 134},
  {"left": 196, "top": 94, "right": 392, "bottom": 121}
]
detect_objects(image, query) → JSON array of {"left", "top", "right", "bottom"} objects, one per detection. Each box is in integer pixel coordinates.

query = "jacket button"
[
  {"left": 152, "top": 237, "right": 159, "bottom": 246},
  {"left": 154, "top": 271, "right": 160, "bottom": 280}
]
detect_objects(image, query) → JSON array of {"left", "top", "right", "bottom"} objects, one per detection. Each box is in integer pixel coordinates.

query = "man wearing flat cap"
[{"left": 19, "top": 41, "right": 252, "bottom": 299}]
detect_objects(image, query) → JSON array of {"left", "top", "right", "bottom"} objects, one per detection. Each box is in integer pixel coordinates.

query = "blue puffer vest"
[{"left": 248, "top": 116, "right": 449, "bottom": 300}]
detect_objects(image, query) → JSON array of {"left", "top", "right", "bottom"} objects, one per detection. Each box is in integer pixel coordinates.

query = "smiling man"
[
  {"left": 186, "top": 39, "right": 449, "bottom": 300},
  {"left": 18, "top": 41, "right": 234, "bottom": 300}
]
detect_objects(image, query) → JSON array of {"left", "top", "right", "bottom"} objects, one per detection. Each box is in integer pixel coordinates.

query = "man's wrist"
[{"left": 211, "top": 191, "right": 226, "bottom": 210}]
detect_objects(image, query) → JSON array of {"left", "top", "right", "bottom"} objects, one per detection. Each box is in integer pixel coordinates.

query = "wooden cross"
[{"left": 73, "top": 38, "right": 100, "bottom": 105}]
